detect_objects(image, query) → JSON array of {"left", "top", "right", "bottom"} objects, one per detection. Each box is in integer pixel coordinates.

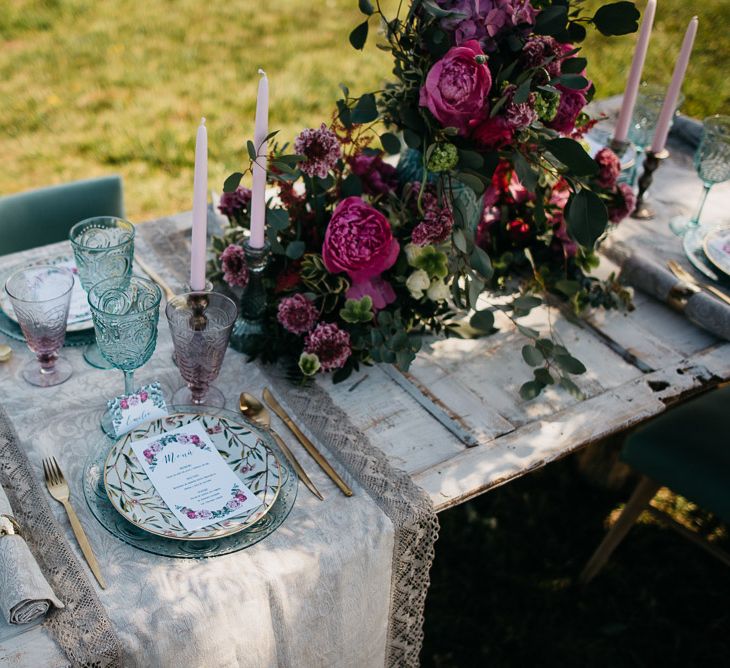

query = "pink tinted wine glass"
[{"left": 4, "top": 265, "right": 74, "bottom": 387}]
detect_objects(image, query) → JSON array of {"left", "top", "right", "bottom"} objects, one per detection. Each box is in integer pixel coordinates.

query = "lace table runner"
[{"left": 0, "top": 405, "right": 121, "bottom": 667}]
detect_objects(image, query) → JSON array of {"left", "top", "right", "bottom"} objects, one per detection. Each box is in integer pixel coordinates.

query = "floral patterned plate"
[
  {"left": 103, "top": 412, "right": 283, "bottom": 541},
  {"left": 703, "top": 225, "right": 730, "bottom": 278},
  {"left": 0, "top": 253, "right": 92, "bottom": 332}
]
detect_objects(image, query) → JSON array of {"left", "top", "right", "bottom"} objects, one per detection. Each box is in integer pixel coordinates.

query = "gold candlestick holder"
[{"left": 631, "top": 149, "right": 669, "bottom": 220}]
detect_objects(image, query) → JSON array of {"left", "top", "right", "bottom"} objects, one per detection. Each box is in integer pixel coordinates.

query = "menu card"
[{"left": 129, "top": 422, "right": 261, "bottom": 531}]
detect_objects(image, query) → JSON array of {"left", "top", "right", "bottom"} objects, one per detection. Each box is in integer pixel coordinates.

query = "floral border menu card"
[{"left": 129, "top": 421, "right": 261, "bottom": 531}]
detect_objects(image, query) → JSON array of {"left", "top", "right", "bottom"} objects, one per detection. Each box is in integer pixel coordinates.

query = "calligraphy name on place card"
[{"left": 107, "top": 382, "right": 168, "bottom": 437}]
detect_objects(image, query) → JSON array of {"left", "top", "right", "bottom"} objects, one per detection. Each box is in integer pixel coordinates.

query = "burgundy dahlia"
[
  {"left": 348, "top": 153, "right": 399, "bottom": 196},
  {"left": 304, "top": 322, "right": 352, "bottom": 372},
  {"left": 277, "top": 294, "right": 319, "bottom": 335},
  {"left": 220, "top": 244, "right": 249, "bottom": 288},
  {"left": 218, "top": 186, "right": 252, "bottom": 222},
  {"left": 294, "top": 123, "right": 342, "bottom": 179}
]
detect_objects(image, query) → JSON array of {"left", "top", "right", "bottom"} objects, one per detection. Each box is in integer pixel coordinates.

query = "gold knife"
[
  {"left": 667, "top": 259, "right": 730, "bottom": 306},
  {"left": 263, "top": 388, "right": 353, "bottom": 497}
]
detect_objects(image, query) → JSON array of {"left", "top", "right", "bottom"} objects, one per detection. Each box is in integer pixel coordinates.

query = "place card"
[
  {"left": 129, "top": 421, "right": 261, "bottom": 532},
  {"left": 107, "top": 382, "right": 168, "bottom": 437}
]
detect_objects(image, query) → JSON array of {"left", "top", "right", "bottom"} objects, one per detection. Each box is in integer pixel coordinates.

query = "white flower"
[
  {"left": 405, "top": 243, "right": 425, "bottom": 267},
  {"left": 406, "top": 269, "right": 430, "bottom": 299},
  {"left": 427, "top": 279, "right": 450, "bottom": 302}
]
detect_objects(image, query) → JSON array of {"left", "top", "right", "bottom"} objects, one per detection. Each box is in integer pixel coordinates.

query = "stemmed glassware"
[
  {"left": 88, "top": 275, "right": 161, "bottom": 435},
  {"left": 669, "top": 116, "right": 730, "bottom": 260},
  {"left": 4, "top": 265, "right": 74, "bottom": 387},
  {"left": 166, "top": 292, "right": 237, "bottom": 408},
  {"left": 69, "top": 216, "right": 135, "bottom": 369}
]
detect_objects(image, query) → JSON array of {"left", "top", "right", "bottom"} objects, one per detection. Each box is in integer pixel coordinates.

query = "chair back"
[{"left": 0, "top": 176, "right": 125, "bottom": 255}]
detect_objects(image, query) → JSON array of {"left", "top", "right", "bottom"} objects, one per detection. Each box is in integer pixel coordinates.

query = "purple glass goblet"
[
  {"left": 4, "top": 265, "right": 74, "bottom": 387},
  {"left": 165, "top": 292, "right": 237, "bottom": 408}
]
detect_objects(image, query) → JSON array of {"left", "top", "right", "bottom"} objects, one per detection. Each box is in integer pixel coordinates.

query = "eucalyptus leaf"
[
  {"left": 246, "top": 140, "right": 257, "bottom": 161},
  {"left": 223, "top": 172, "right": 243, "bottom": 193},
  {"left": 341, "top": 173, "right": 363, "bottom": 197},
  {"left": 458, "top": 149, "right": 484, "bottom": 170},
  {"left": 565, "top": 189, "right": 608, "bottom": 248},
  {"left": 555, "top": 353, "right": 587, "bottom": 375},
  {"left": 522, "top": 344, "right": 543, "bottom": 367},
  {"left": 358, "top": 0, "right": 374, "bottom": 15},
  {"left": 351, "top": 94, "right": 378, "bottom": 124},
  {"left": 266, "top": 208, "right": 290, "bottom": 230},
  {"left": 403, "top": 128, "right": 422, "bottom": 150},
  {"left": 285, "top": 240, "right": 305, "bottom": 260},
  {"left": 455, "top": 171, "right": 486, "bottom": 197},
  {"left": 592, "top": 2, "right": 640, "bottom": 36},
  {"left": 453, "top": 228, "right": 469, "bottom": 253},
  {"left": 561, "top": 57, "right": 587, "bottom": 74},
  {"left": 517, "top": 324, "right": 539, "bottom": 339},
  {"left": 559, "top": 376, "right": 584, "bottom": 399},
  {"left": 349, "top": 20, "right": 369, "bottom": 50},
  {"left": 470, "top": 309, "right": 495, "bottom": 332},
  {"left": 556, "top": 74, "right": 590, "bottom": 90},
  {"left": 545, "top": 138, "right": 598, "bottom": 176},
  {"left": 380, "top": 132, "right": 401, "bottom": 155},
  {"left": 470, "top": 246, "right": 493, "bottom": 280},
  {"left": 520, "top": 380, "right": 544, "bottom": 401},
  {"left": 534, "top": 5, "right": 568, "bottom": 36},
  {"left": 534, "top": 368, "right": 555, "bottom": 385}
]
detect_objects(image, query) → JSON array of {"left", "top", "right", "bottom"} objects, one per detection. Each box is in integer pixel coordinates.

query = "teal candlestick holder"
[{"left": 230, "top": 240, "right": 270, "bottom": 355}]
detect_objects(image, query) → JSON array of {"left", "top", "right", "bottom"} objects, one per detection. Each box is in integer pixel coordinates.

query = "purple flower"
[
  {"left": 226, "top": 499, "right": 241, "bottom": 510},
  {"left": 143, "top": 449, "right": 153, "bottom": 460},
  {"left": 206, "top": 425, "right": 222, "bottom": 434},
  {"left": 220, "top": 244, "right": 249, "bottom": 288},
  {"left": 348, "top": 153, "right": 399, "bottom": 196},
  {"left": 436, "top": 1, "right": 536, "bottom": 47},
  {"left": 151, "top": 443, "right": 162, "bottom": 453},
  {"left": 186, "top": 510, "right": 197, "bottom": 519},
  {"left": 504, "top": 91, "right": 538, "bottom": 129},
  {"left": 235, "top": 491, "right": 247, "bottom": 501},
  {"left": 198, "top": 510, "right": 212, "bottom": 519},
  {"left": 608, "top": 183, "right": 636, "bottom": 223},
  {"left": 294, "top": 123, "right": 341, "bottom": 178},
  {"left": 419, "top": 40, "right": 492, "bottom": 135},
  {"left": 139, "top": 390, "right": 149, "bottom": 402},
  {"left": 177, "top": 435, "right": 189, "bottom": 444},
  {"left": 120, "top": 399, "right": 129, "bottom": 410},
  {"left": 277, "top": 294, "right": 319, "bottom": 335},
  {"left": 190, "top": 435, "right": 201, "bottom": 445},
  {"left": 548, "top": 88, "right": 587, "bottom": 135},
  {"left": 594, "top": 148, "right": 621, "bottom": 189},
  {"left": 411, "top": 202, "right": 455, "bottom": 247},
  {"left": 218, "top": 186, "right": 252, "bottom": 222},
  {"left": 304, "top": 322, "right": 352, "bottom": 372}
]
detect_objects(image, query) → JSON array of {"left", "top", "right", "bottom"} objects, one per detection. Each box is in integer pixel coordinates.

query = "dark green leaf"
[
  {"left": 246, "top": 140, "right": 257, "bottom": 161},
  {"left": 470, "top": 309, "right": 495, "bottom": 332},
  {"left": 396, "top": 349, "right": 415, "bottom": 370},
  {"left": 349, "top": 20, "right": 369, "bottom": 50},
  {"left": 455, "top": 171, "right": 486, "bottom": 197},
  {"left": 403, "top": 128, "right": 421, "bottom": 150},
  {"left": 556, "top": 74, "right": 590, "bottom": 90},
  {"left": 592, "top": 2, "right": 640, "bottom": 36},
  {"left": 555, "top": 279, "right": 580, "bottom": 296},
  {"left": 513, "top": 294, "right": 542, "bottom": 316},
  {"left": 271, "top": 160, "right": 297, "bottom": 175},
  {"left": 512, "top": 152, "right": 538, "bottom": 192},
  {"left": 458, "top": 149, "right": 484, "bottom": 170},
  {"left": 285, "top": 240, "right": 305, "bottom": 259},
  {"left": 468, "top": 276, "right": 484, "bottom": 309},
  {"left": 337, "top": 99, "right": 352, "bottom": 128},
  {"left": 332, "top": 366, "right": 353, "bottom": 383},
  {"left": 517, "top": 324, "right": 539, "bottom": 339},
  {"left": 421, "top": 0, "right": 467, "bottom": 19},
  {"left": 555, "top": 353, "right": 587, "bottom": 375},
  {"left": 351, "top": 93, "right": 378, "bottom": 124},
  {"left": 223, "top": 172, "right": 243, "bottom": 193},
  {"left": 565, "top": 188, "right": 608, "bottom": 248},
  {"left": 534, "top": 368, "right": 555, "bottom": 385},
  {"left": 452, "top": 228, "right": 468, "bottom": 253},
  {"left": 513, "top": 78, "right": 532, "bottom": 105},
  {"left": 340, "top": 173, "right": 363, "bottom": 197},
  {"left": 380, "top": 132, "right": 401, "bottom": 155},
  {"left": 567, "top": 21, "right": 587, "bottom": 42},
  {"left": 266, "top": 208, "right": 289, "bottom": 230},
  {"left": 522, "top": 344, "right": 543, "bottom": 367},
  {"left": 358, "top": 0, "right": 374, "bottom": 15},
  {"left": 520, "top": 380, "right": 544, "bottom": 401},
  {"left": 560, "top": 376, "right": 584, "bottom": 399},
  {"left": 536, "top": 338, "right": 554, "bottom": 357},
  {"left": 561, "top": 57, "right": 587, "bottom": 74},
  {"left": 545, "top": 138, "right": 598, "bottom": 176},
  {"left": 470, "top": 246, "right": 493, "bottom": 280},
  {"left": 534, "top": 6, "right": 568, "bottom": 36}
]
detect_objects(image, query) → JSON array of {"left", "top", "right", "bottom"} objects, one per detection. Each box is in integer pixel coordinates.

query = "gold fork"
[
  {"left": 42, "top": 457, "right": 106, "bottom": 589},
  {"left": 667, "top": 260, "right": 730, "bottom": 307}
]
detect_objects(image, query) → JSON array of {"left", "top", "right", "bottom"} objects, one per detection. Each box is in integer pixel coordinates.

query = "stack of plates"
[{"left": 83, "top": 408, "right": 297, "bottom": 558}]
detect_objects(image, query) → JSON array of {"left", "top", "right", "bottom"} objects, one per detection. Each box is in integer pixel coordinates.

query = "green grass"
[{"left": 2, "top": 1, "right": 728, "bottom": 222}]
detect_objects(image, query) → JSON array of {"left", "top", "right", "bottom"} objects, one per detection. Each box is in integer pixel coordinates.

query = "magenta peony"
[
  {"left": 348, "top": 153, "right": 399, "bottom": 196},
  {"left": 346, "top": 275, "right": 396, "bottom": 310},
  {"left": 294, "top": 123, "right": 342, "bottom": 179},
  {"left": 277, "top": 293, "right": 319, "bottom": 335},
  {"left": 322, "top": 197, "right": 399, "bottom": 282},
  {"left": 594, "top": 147, "right": 621, "bottom": 189},
  {"left": 608, "top": 183, "right": 636, "bottom": 223},
  {"left": 304, "top": 322, "right": 352, "bottom": 371},
  {"left": 220, "top": 244, "right": 249, "bottom": 288},
  {"left": 473, "top": 116, "right": 514, "bottom": 149},
  {"left": 419, "top": 40, "right": 492, "bottom": 135}
]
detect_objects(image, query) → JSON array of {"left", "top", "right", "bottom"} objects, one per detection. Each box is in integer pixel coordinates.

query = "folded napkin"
[
  {"left": 605, "top": 242, "right": 730, "bottom": 341},
  {"left": 0, "top": 483, "right": 64, "bottom": 624}
]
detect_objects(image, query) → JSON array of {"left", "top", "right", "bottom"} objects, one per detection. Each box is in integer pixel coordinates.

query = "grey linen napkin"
[
  {"left": 0, "top": 482, "right": 64, "bottom": 624},
  {"left": 606, "top": 242, "right": 730, "bottom": 341}
]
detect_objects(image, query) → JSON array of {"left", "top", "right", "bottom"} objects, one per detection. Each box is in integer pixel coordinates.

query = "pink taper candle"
[
  {"left": 190, "top": 117, "right": 208, "bottom": 291},
  {"left": 613, "top": 0, "right": 657, "bottom": 144},
  {"left": 249, "top": 69, "right": 269, "bottom": 249},
  {"left": 650, "top": 16, "right": 698, "bottom": 153}
]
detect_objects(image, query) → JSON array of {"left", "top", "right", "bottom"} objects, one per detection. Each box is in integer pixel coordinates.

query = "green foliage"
[
  {"left": 340, "top": 295, "right": 374, "bottom": 323},
  {"left": 298, "top": 352, "right": 321, "bottom": 376}
]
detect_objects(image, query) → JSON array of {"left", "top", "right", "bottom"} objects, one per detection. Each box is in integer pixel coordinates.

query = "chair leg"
[{"left": 579, "top": 476, "right": 661, "bottom": 585}]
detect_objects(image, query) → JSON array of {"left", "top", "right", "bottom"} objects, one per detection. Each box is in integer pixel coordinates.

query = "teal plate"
[
  {"left": 0, "top": 308, "right": 96, "bottom": 347},
  {"left": 82, "top": 405, "right": 297, "bottom": 558}
]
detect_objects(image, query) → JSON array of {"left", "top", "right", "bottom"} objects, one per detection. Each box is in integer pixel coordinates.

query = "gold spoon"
[
  {"left": 0, "top": 344, "right": 12, "bottom": 363},
  {"left": 239, "top": 392, "right": 324, "bottom": 501}
]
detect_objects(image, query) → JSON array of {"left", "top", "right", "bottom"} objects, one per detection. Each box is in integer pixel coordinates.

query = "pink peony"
[
  {"left": 473, "top": 116, "right": 514, "bottom": 149},
  {"left": 548, "top": 88, "right": 587, "bottom": 135},
  {"left": 346, "top": 275, "right": 396, "bottom": 310},
  {"left": 294, "top": 123, "right": 341, "bottom": 179},
  {"left": 220, "top": 244, "right": 249, "bottom": 288},
  {"left": 608, "top": 182, "right": 636, "bottom": 223},
  {"left": 594, "top": 148, "right": 621, "bottom": 189},
  {"left": 348, "top": 153, "right": 399, "bottom": 196},
  {"left": 322, "top": 196, "right": 399, "bottom": 283},
  {"left": 419, "top": 40, "right": 492, "bottom": 135},
  {"left": 304, "top": 322, "right": 352, "bottom": 372},
  {"left": 277, "top": 294, "right": 319, "bottom": 334},
  {"left": 186, "top": 510, "right": 196, "bottom": 519}
]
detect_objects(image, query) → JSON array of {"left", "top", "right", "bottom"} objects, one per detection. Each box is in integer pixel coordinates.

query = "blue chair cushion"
[
  {"left": 621, "top": 384, "right": 730, "bottom": 523},
  {"left": 0, "top": 176, "right": 124, "bottom": 255}
]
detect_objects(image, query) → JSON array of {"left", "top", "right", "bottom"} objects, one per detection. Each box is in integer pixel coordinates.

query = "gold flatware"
[
  {"left": 0, "top": 344, "right": 12, "bottom": 362},
  {"left": 134, "top": 255, "right": 176, "bottom": 301},
  {"left": 263, "top": 388, "right": 353, "bottom": 497},
  {"left": 667, "top": 260, "right": 730, "bottom": 306},
  {"left": 239, "top": 392, "right": 324, "bottom": 501},
  {"left": 42, "top": 456, "right": 106, "bottom": 589}
]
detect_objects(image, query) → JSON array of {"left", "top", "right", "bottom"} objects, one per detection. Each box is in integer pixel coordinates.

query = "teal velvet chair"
[
  {"left": 580, "top": 384, "right": 730, "bottom": 583},
  {"left": 0, "top": 175, "right": 124, "bottom": 255}
]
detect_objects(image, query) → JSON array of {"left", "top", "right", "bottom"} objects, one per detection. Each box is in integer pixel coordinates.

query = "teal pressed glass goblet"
[
  {"left": 69, "top": 216, "right": 135, "bottom": 370},
  {"left": 88, "top": 275, "right": 161, "bottom": 435}
]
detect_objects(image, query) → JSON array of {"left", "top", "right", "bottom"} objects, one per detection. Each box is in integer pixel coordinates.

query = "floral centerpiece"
[{"left": 210, "top": 0, "right": 640, "bottom": 398}]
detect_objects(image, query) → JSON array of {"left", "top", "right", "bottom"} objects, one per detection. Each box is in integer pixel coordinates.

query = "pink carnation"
[
  {"left": 220, "top": 244, "right": 249, "bottom": 288},
  {"left": 277, "top": 294, "right": 319, "bottom": 335},
  {"left": 304, "top": 322, "right": 352, "bottom": 372},
  {"left": 411, "top": 202, "right": 454, "bottom": 247},
  {"left": 608, "top": 183, "right": 636, "bottom": 223},
  {"left": 594, "top": 148, "right": 621, "bottom": 189},
  {"left": 295, "top": 124, "right": 341, "bottom": 179}
]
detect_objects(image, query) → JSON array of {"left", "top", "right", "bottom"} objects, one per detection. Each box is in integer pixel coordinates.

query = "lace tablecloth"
[{"left": 0, "top": 229, "right": 437, "bottom": 667}]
